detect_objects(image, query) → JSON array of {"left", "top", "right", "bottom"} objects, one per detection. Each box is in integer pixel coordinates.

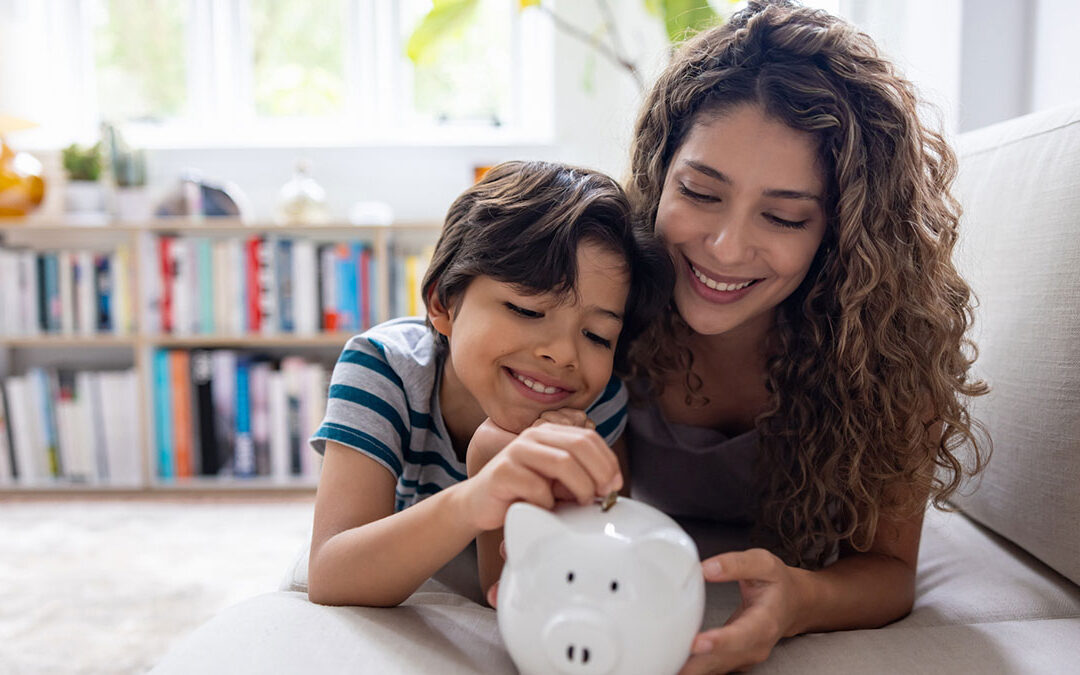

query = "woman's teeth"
[
  {"left": 691, "top": 264, "right": 756, "bottom": 291},
  {"left": 514, "top": 372, "right": 561, "bottom": 394}
]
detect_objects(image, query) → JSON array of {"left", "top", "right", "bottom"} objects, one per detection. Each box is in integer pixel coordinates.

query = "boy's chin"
[{"left": 486, "top": 411, "right": 538, "bottom": 435}]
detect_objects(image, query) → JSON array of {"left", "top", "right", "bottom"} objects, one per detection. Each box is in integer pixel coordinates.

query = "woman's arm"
[
  {"left": 681, "top": 495, "right": 925, "bottom": 675},
  {"left": 308, "top": 441, "right": 481, "bottom": 607}
]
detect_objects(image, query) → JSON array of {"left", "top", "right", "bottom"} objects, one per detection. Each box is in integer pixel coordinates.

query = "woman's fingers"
[
  {"left": 681, "top": 608, "right": 776, "bottom": 674},
  {"left": 701, "top": 548, "right": 781, "bottom": 583}
]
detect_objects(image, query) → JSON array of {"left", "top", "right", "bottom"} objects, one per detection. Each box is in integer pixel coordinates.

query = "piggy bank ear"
[
  {"left": 631, "top": 532, "right": 699, "bottom": 590},
  {"left": 504, "top": 502, "right": 566, "bottom": 562}
]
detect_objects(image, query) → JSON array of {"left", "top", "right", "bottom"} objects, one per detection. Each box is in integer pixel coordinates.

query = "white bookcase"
[{"left": 0, "top": 217, "right": 441, "bottom": 496}]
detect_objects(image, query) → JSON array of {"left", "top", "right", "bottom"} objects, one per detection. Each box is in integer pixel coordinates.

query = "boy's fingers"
[
  {"left": 522, "top": 426, "right": 621, "bottom": 494},
  {"left": 513, "top": 442, "right": 597, "bottom": 505}
]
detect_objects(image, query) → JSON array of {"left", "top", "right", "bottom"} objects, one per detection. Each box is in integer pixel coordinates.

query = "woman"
[{"left": 623, "top": 2, "right": 989, "bottom": 672}]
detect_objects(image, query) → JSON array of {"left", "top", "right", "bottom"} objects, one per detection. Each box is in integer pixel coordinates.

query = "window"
[{"left": 6, "top": 0, "right": 550, "bottom": 148}]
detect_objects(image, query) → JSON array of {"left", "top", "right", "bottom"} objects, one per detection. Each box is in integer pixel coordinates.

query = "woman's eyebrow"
[{"left": 683, "top": 159, "right": 822, "bottom": 203}]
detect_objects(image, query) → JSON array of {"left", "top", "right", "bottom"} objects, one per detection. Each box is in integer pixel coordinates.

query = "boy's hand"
[
  {"left": 460, "top": 423, "right": 622, "bottom": 532},
  {"left": 534, "top": 408, "right": 595, "bottom": 430}
]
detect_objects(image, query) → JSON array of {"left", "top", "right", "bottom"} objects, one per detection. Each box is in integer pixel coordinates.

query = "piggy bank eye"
[
  {"left": 566, "top": 571, "right": 575, "bottom": 583},
  {"left": 610, "top": 580, "right": 619, "bottom": 593}
]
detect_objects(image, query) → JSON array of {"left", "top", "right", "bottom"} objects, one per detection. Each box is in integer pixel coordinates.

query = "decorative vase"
[
  {"left": 0, "top": 135, "right": 46, "bottom": 218},
  {"left": 114, "top": 186, "right": 152, "bottom": 224},
  {"left": 65, "top": 179, "right": 107, "bottom": 225}
]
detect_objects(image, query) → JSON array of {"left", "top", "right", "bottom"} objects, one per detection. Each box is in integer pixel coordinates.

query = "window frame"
[{"left": 44, "top": 0, "right": 555, "bottom": 150}]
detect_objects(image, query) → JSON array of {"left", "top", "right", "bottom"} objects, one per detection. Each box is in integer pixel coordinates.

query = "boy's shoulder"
[{"left": 343, "top": 317, "right": 439, "bottom": 375}]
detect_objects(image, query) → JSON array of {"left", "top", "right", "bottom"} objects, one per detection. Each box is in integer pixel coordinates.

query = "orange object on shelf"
[{"left": 0, "top": 134, "right": 45, "bottom": 218}]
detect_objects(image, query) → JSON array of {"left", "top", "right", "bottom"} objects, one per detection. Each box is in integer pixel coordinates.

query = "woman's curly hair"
[{"left": 626, "top": 0, "right": 990, "bottom": 567}]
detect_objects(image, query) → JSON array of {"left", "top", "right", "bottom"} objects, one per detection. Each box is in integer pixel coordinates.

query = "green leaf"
[
  {"left": 405, "top": 0, "right": 479, "bottom": 65},
  {"left": 660, "top": 0, "right": 719, "bottom": 44}
]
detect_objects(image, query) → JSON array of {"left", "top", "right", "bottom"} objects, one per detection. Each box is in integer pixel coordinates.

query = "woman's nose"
[{"left": 705, "top": 217, "right": 756, "bottom": 266}]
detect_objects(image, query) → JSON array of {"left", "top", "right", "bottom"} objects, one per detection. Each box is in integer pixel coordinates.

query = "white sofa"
[{"left": 152, "top": 103, "right": 1080, "bottom": 674}]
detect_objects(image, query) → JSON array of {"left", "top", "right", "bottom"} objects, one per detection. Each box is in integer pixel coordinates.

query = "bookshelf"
[{"left": 0, "top": 217, "right": 441, "bottom": 495}]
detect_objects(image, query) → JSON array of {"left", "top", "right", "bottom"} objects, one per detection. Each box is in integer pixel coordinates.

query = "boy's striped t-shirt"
[{"left": 309, "top": 317, "right": 629, "bottom": 511}]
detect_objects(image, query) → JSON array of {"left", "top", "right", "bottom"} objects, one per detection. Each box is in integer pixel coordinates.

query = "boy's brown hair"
[{"left": 422, "top": 160, "right": 672, "bottom": 372}]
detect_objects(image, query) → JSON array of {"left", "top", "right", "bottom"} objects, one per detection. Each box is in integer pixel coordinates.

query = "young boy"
[{"left": 307, "top": 161, "right": 672, "bottom": 607}]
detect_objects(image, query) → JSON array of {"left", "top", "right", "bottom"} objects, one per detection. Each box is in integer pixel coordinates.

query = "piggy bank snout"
[{"left": 541, "top": 609, "right": 618, "bottom": 675}]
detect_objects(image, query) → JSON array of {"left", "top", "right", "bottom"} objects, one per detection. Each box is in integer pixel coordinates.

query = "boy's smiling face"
[{"left": 430, "top": 240, "right": 630, "bottom": 436}]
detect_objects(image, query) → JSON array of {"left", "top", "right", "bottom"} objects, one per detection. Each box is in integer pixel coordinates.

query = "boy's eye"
[
  {"left": 505, "top": 302, "right": 543, "bottom": 318},
  {"left": 678, "top": 183, "right": 720, "bottom": 203},
  {"left": 583, "top": 331, "right": 612, "bottom": 349},
  {"left": 766, "top": 214, "right": 808, "bottom": 229}
]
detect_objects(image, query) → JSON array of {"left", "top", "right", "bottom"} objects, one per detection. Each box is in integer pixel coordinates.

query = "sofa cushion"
[
  {"left": 952, "top": 103, "right": 1080, "bottom": 586},
  {"left": 903, "top": 508, "right": 1080, "bottom": 627}
]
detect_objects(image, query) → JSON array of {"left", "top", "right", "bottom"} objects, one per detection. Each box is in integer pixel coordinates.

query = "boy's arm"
[{"left": 308, "top": 441, "right": 480, "bottom": 607}]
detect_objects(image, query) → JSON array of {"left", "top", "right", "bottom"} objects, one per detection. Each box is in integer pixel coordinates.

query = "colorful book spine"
[
  {"left": 191, "top": 350, "right": 219, "bottom": 475},
  {"left": 277, "top": 238, "right": 295, "bottom": 333},
  {"left": 233, "top": 356, "right": 255, "bottom": 478},
  {"left": 158, "top": 236, "right": 174, "bottom": 334},
  {"left": 336, "top": 243, "right": 359, "bottom": 332},
  {"left": 197, "top": 238, "right": 214, "bottom": 334},
  {"left": 153, "top": 349, "right": 174, "bottom": 479},
  {"left": 170, "top": 350, "right": 194, "bottom": 478},
  {"left": 94, "top": 253, "right": 112, "bottom": 333},
  {"left": 245, "top": 237, "right": 262, "bottom": 333}
]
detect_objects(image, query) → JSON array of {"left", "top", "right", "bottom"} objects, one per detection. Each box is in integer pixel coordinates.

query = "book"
[
  {"left": 233, "top": 356, "right": 255, "bottom": 478},
  {"left": 113, "top": 245, "right": 131, "bottom": 335},
  {"left": 245, "top": 237, "right": 262, "bottom": 333},
  {"left": 0, "top": 383, "right": 13, "bottom": 482},
  {"left": 75, "top": 251, "right": 95, "bottom": 335},
  {"left": 158, "top": 236, "right": 174, "bottom": 334},
  {"left": 153, "top": 349, "right": 175, "bottom": 479},
  {"left": 359, "top": 244, "right": 374, "bottom": 329},
  {"left": 169, "top": 350, "right": 195, "bottom": 478},
  {"left": 258, "top": 236, "right": 277, "bottom": 335},
  {"left": 196, "top": 238, "right": 214, "bottom": 334},
  {"left": 210, "top": 350, "right": 237, "bottom": 473},
  {"left": 336, "top": 243, "right": 359, "bottom": 332},
  {"left": 29, "top": 368, "right": 62, "bottom": 478},
  {"left": 281, "top": 356, "right": 307, "bottom": 475},
  {"left": 138, "top": 234, "right": 161, "bottom": 334},
  {"left": 249, "top": 360, "right": 271, "bottom": 475},
  {"left": 268, "top": 370, "right": 289, "bottom": 482},
  {"left": 81, "top": 370, "right": 109, "bottom": 481},
  {"left": 319, "top": 244, "right": 338, "bottom": 331},
  {"left": 276, "top": 238, "right": 295, "bottom": 333},
  {"left": 4, "top": 376, "right": 43, "bottom": 483},
  {"left": 94, "top": 253, "right": 112, "bottom": 333},
  {"left": 191, "top": 350, "right": 220, "bottom": 476},
  {"left": 19, "top": 252, "right": 40, "bottom": 336},
  {"left": 59, "top": 251, "right": 74, "bottom": 335},
  {"left": 292, "top": 239, "right": 318, "bottom": 334}
]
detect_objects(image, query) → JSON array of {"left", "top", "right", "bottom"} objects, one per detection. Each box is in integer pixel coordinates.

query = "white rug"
[{"left": 0, "top": 497, "right": 315, "bottom": 674}]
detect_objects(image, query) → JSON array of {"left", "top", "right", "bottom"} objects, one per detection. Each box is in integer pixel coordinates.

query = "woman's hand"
[
  {"left": 460, "top": 422, "right": 622, "bottom": 533},
  {"left": 679, "top": 549, "right": 810, "bottom": 675}
]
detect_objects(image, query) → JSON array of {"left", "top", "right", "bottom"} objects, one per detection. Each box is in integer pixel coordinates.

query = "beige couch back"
[{"left": 952, "top": 104, "right": 1080, "bottom": 586}]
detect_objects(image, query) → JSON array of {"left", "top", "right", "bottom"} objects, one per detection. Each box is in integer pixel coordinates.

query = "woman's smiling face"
[{"left": 656, "top": 103, "right": 828, "bottom": 338}]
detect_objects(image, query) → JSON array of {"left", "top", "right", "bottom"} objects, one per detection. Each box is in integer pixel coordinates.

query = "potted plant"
[
  {"left": 62, "top": 141, "right": 106, "bottom": 220},
  {"left": 112, "top": 146, "right": 150, "bottom": 223}
]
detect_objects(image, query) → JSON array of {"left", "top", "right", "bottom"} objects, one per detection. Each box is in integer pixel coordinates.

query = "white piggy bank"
[{"left": 497, "top": 497, "right": 705, "bottom": 675}]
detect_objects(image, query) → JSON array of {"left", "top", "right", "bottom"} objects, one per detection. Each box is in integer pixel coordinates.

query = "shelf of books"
[{"left": 0, "top": 218, "right": 439, "bottom": 494}]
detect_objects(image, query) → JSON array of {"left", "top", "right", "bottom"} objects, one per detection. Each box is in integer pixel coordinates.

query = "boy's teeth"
[
  {"left": 691, "top": 264, "right": 755, "bottom": 291},
  {"left": 514, "top": 372, "right": 560, "bottom": 394}
]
